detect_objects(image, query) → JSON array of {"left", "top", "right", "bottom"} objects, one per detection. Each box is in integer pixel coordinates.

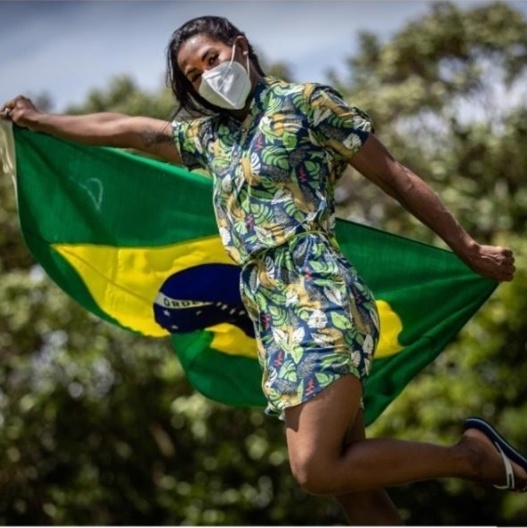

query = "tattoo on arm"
[{"left": 140, "top": 126, "right": 172, "bottom": 148}]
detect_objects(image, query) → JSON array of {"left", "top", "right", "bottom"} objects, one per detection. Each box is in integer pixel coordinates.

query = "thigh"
[{"left": 284, "top": 373, "right": 364, "bottom": 466}]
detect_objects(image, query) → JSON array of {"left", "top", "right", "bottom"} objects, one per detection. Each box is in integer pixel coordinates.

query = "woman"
[{"left": 2, "top": 15, "right": 525, "bottom": 525}]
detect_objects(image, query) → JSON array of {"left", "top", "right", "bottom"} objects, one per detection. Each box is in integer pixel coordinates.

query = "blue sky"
[{"left": 1, "top": 0, "right": 526, "bottom": 111}]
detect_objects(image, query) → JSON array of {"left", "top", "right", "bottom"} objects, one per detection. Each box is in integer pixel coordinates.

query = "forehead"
[{"left": 178, "top": 34, "right": 230, "bottom": 71}]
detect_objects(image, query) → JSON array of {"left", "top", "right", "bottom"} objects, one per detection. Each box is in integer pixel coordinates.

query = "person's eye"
[{"left": 208, "top": 54, "right": 218, "bottom": 66}]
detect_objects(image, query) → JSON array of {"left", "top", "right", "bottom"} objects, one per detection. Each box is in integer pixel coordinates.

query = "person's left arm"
[{"left": 349, "top": 133, "right": 515, "bottom": 282}]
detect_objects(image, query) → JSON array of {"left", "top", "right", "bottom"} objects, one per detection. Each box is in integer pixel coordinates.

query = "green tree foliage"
[
  {"left": 67, "top": 75, "right": 176, "bottom": 118},
  {"left": 1, "top": 2, "right": 527, "bottom": 525},
  {"left": 333, "top": 1, "right": 527, "bottom": 244},
  {"left": 332, "top": 2, "right": 527, "bottom": 525}
]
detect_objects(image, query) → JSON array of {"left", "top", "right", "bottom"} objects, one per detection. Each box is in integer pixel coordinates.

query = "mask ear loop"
[
  {"left": 229, "top": 41, "right": 251, "bottom": 72},
  {"left": 214, "top": 42, "right": 237, "bottom": 92},
  {"left": 228, "top": 42, "right": 237, "bottom": 68},
  {"left": 244, "top": 49, "right": 250, "bottom": 72}
]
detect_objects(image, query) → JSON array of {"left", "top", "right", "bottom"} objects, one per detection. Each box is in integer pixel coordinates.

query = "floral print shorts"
[{"left": 240, "top": 231, "right": 380, "bottom": 417}]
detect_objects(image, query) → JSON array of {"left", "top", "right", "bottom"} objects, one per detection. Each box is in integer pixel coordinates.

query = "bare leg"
[
  {"left": 284, "top": 374, "right": 527, "bottom": 498},
  {"left": 335, "top": 489, "right": 402, "bottom": 526},
  {"left": 335, "top": 410, "right": 403, "bottom": 525}
]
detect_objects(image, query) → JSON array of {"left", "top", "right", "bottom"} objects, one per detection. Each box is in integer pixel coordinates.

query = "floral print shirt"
[{"left": 172, "top": 76, "right": 372, "bottom": 265}]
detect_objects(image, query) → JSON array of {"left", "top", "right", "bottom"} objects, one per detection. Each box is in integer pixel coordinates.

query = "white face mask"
[{"left": 198, "top": 43, "right": 251, "bottom": 110}]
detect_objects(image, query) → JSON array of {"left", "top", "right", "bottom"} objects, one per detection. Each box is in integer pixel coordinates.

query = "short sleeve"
[
  {"left": 308, "top": 85, "right": 373, "bottom": 161},
  {"left": 171, "top": 119, "right": 209, "bottom": 171}
]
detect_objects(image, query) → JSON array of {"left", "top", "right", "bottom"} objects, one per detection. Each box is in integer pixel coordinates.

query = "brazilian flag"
[{"left": 0, "top": 121, "right": 497, "bottom": 425}]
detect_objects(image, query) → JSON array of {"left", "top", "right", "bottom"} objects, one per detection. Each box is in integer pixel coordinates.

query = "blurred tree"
[
  {"left": 333, "top": 1, "right": 527, "bottom": 245},
  {"left": 330, "top": 1, "right": 527, "bottom": 525},
  {"left": 67, "top": 75, "right": 176, "bottom": 119},
  {"left": 1, "top": 2, "right": 527, "bottom": 525},
  {"left": 256, "top": 47, "right": 294, "bottom": 81}
]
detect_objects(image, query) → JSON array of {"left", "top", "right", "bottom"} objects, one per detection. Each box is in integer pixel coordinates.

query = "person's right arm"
[{"left": 1, "top": 95, "right": 182, "bottom": 164}]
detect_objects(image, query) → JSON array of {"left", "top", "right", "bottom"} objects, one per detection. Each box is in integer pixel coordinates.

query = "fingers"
[
  {"left": 1, "top": 95, "right": 32, "bottom": 120},
  {"left": 498, "top": 265, "right": 515, "bottom": 282},
  {"left": 1, "top": 96, "right": 40, "bottom": 131},
  {"left": 0, "top": 104, "right": 13, "bottom": 120},
  {"left": 470, "top": 245, "right": 517, "bottom": 283},
  {"left": 495, "top": 247, "right": 516, "bottom": 282},
  {"left": 483, "top": 265, "right": 515, "bottom": 283},
  {"left": 497, "top": 246, "right": 514, "bottom": 261},
  {"left": 1, "top": 98, "right": 16, "bottom": 120}
]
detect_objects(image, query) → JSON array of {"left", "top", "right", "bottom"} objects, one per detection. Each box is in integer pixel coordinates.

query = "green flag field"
[{"left": 0, "top": 121, "right": 497, "bottom": 425}]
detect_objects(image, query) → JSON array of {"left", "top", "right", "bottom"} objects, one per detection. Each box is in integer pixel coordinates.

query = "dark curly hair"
[{"left": 166, "top": 15, "right": 265, "bottom": 117}]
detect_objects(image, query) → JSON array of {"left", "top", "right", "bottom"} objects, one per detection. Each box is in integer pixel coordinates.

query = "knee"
[{"left": 289, "top": 452, "right": 337, "bottom": 496}]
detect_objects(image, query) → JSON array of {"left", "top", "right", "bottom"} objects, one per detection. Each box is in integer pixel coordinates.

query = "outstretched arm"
[
  {"left": 350, "top": 133, "right": 515, "bottom": 282},
  {"left": 1, "top": 95, "right": 182, "bottom": 164}
]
